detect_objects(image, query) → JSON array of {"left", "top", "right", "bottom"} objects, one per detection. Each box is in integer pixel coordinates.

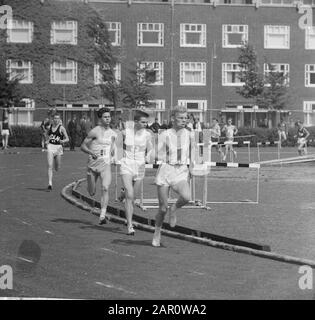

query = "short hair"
[
  {"left": 134, "top": 110, "right": 149, "bottom": 121},
  {"left": 171, "top": 105, "right": 187, "bottom": 118},
  {"left": 296, "top": 120, "right": 303, "bottom": 125},
  {"left": 213, "top": 118, "right": 218, "bottom": 122},
  {"left": 97, "top": 107, "right": 111, "bottom": 118},
  {"left": 53, "top": 113, "right": 60, "bottom": 118}
]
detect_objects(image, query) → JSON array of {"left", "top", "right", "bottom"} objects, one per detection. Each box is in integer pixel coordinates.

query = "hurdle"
[
  {"left": 257, "top": 141, "right": 270, "bottom": 162},
  {"left": 243, "top": 140, "right": 251, "bottom": 163},
  {"left": 257, "top": 153, "right": 315, "bottom": 166}
]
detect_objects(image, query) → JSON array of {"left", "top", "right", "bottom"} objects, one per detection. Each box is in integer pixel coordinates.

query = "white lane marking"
[
  {"left": 100, "top": 247, "right": 135, "bottom": 258},
  {"left": 95, "top": 281, "right": 136, "bottom": 295},
  {"left": 17, "top": 257, "right": 34, "bottom": 263},
  {"left": 44, "top": 230, "right": 54, "bottom": 235}
]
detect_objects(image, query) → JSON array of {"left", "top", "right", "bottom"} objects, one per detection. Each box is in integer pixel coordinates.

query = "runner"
[
  {"left": 1, "top": 113, "right": 11, "bottom": 150},
  {"left": 277, "top": 119, "right": 288, "bottom": 148},
  {"left": 152, "top": 105, "right": 195, "bottom": 247},
  {"left": 46, "top": 113, "right": 69, "bottom": 190},
  {"left": 210, "top": 118, "right": 224, "bottom": 159},
  {"left": 294, "top": 120, "right": 310, "bottom": 156},
  {"left": 222, "top": 118, "right": 238, "bottom": 161},
  {"left": 80, "top": 108, "right": 117, "bottom": 225},
  {"left": 120, "top": 110, "right": 153, "bottom": 235}
]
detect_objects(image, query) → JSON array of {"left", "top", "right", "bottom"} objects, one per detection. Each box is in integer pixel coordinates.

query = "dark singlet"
[
  {"left": 2, "top": 122, "right": 9, "bottom": 130},
  {"left": 297, "top": 127, "right": 307, "bottom": 138},
  {"left": 48, "top": 125, "right": 64, "bottom": 145}
]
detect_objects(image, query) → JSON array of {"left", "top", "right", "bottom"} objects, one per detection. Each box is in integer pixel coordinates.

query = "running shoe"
[
  {"left": 127, "top": 225, "right": 135, "bottom": 235},
  {"left": 169, "top": 209, "right": 177, "bottom": 228},
  {"left": 99, "top": 212, "right": 107, "bottom": 225},
  {"left": 47, "top": 185, "right": 52, "bottom": 191},
  {"left": 152, "top": 231, "right": 161, "bottom": 247}
]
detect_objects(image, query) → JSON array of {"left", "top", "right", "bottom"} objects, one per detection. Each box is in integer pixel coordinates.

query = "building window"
[
  {"left": 178, "top": 100, "right": 207, "bottom": 122},
  {"left": 306, "top": 27, "right": 315, "bottom": 50},
  {"left": 7, "top": 20, "right": 33, "bottom": 43},
  {"left": 94, "top": 63, "right": 121, "bottom": 84},
  {"left": 145, "top": 99, "right": 165, "bottom": 123},
  {"left": 264, "top": 25, "right": 290, "bottom": 49},
  {"left": 51, "top": 21, "right": 78, "bottom": 45},
  {"left": 305, "top": 64, "right": 315, "bottom": 87},
  {"left": 105, "top": 22, "right": 121, "bottom": 46},
  {"left": 180, "top": 62, "right": 206, "bottom": 86},
  {"left": 137, "top": 23, "right": 164, "bottom": 47},
  {"left": 222, "top": 63, "right": 244, "bottom": 86},
  {"left": 302, "top": 0, "right": 315, "bottom": 5},
  {"left": 264, "top": 63, "right": 289, "bottom": 85},
  {"left": 139, "top": 62, "right": 164, "bottom": 85},
  {"left": 6, "top": 60, "right": 33, "bottom": 84},
  {"left": 180, "top": 24, "right": 206, "bottom": 47},
  {"left": 222, "top": 25, "right": 248, "bottom": 48},
  {"left": 51, "top": 59, "right": 77, "bottom": 84},
  {"left": 303, "top": 101, "right": 315, "bottom": 126},
  {"left": 261, "top": 0, "right": 294, "bottom": 4}
]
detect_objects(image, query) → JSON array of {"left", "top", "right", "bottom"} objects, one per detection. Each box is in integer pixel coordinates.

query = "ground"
[{"left": 0, "top": 146, "right": 314, "bottom": 299}]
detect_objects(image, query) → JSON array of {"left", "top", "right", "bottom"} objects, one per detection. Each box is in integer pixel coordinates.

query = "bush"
[
  {"left": 8, "top": 125, "right": 41, "bottom": 147},
  {"left": 235, "top": 126, "right": 315, "bottom": 147}
]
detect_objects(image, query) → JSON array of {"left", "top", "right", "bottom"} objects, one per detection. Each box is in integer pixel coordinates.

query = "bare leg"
[
  {"left": 168, "top": 180, "right": 191, "bottom": 228},
  {"left": 152, "top": 185, "right": 169, "bottom": 247},
  {"left": 47, "top": 151, "right": 54, "bottom": 188},
  {"left": 99, "top": 165, "right": 111, "bottom": 224},
  {"left": 121, "top": 174, "right": 135, "bottom": 234}
]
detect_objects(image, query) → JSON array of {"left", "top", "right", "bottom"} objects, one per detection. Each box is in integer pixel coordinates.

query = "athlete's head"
[
  {"left": 295, "top": 120, "right": 303, "bottom": 129},
  {"left": 97, "top": 107, "right": 111, "bottom": 126},
  {"left": 134, "top": 110, "right": 149, "bottom": 129},
  {"left": 171, "top": 105, "right": 187, "bottom": 129},
  {"left": 52, "top": 113, "right": 61, "bottom": 125},
  {"left": 227, "top": 118, "right": 233, "bottom": 125}
]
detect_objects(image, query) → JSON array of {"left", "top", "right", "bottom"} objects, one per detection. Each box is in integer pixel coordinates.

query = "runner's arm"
[
  {"left": 304, "top": 128, "right": 310, "bottom": 140},
  {"left": 80, "top": 129, "right": 98, "bottom": 159},
  {"left": 60, "top": 126, "right": 69, "bottom": 144},
  {"left": 145, "top": 132, "right": 154, "bottom": 163}
]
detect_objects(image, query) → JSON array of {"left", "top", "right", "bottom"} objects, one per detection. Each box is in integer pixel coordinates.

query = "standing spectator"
[
  {"left": 1, "top": 111, "right": 11, "bottom": 150},
  {"left": 187, "top": 114, "right": 195, "bottom": 130},
  {"left": 117, "top": 117, "right": 125, "bottom": 131},
  {"left": 40, "top": 117, "right": 50, "bottom": 151},
  {"left": 194, "top": 116, "right": 202, "bottom": 132},
  {"left": 277, "top": 118, "right": 288, "bottom": 148},
  {"left": 149, "top": 118, "right": 161, "bottom": 133},
  {"left": 67, "top": 116, "right": 78, "bottom": 151}
]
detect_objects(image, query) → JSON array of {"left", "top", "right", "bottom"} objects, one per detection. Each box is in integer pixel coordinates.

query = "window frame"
[
  {"left": 180, "top": 62, "right": 207, "bottom": 86},
  {"left": 263, "top": 63, "right": 290, "bottom": 85},
  {"left": 7, "top": 20, "right": 33, "bottom": 43},
  {"left": 50, "top": 59, "right": 78, "bottom": 84},
  {"left": 138, "top": 61, "right": 164, "bottom": 86},
  {"left": 305, "top": 64, "right": 315, "bottom": 87},
  {"left": 305, "top": 26, "right": 315, "bottom": 50},
  {"left": 303, "top": 101, "right": 315, "bottom": 126},
  {"left": 180, "top": 23, "right": 206, "bottom": 48},
  {"left": 6, "top": 59, "right": 33, "bottom": 84},
  {"left": 137, "top": 23, "right": 164, "bottom": 47},
  {"left": 264, "top": 25, "right": 290, "bottom": 49},
  {"left": 51, "top": 21, "right": 78, "bottom": 45},
  {"left": 222, "top": 24, "right": 248, "bottom": 48},
  {"left": 222, "top": 62, "right": 244, "bottom": 86},
  {"left": 94, "top": 63, "right": 121, "bottom": 85},
  {"left": 105, "top": 22, "right": 121, "bottom": 46}
]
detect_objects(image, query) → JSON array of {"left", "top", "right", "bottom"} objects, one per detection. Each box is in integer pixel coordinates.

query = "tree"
[
  {"left": 237, "top": 43, "right": 265, "bottom": 99},
  {"left": 256, "top": 63, "right": 290, "bottom": 110},
  {"left": 237, "top": 43, "right": 291, "bottom": 110}
]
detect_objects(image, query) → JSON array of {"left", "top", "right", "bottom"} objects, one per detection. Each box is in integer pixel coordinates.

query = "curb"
[{"left": 61, "top": 180, "right": 315, "bottom": 268}]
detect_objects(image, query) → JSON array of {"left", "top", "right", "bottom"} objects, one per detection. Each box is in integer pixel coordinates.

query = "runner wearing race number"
[
  {"left": 81, "top": 108, "right": 117, "bottom": 225},
  {"left": 120, "top": 111, "right": 153, "bottom": 235},
  {"left": 46, "top": 113, "right": 69, "bottom": 191}
]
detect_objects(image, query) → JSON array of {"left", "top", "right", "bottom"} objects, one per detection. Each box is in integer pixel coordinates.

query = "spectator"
[
  {"left": 194, "top": 116, "right": 202, "bottom": 132},
  {"left": 187, "top": 114, "right": 195, "bottom": 130},
  {"left": 149, "top": 118, "right": 161, "bottom": 133},
  {"left": 67, "top": 116, "right": 78, "bottom": 151},
  {"left": 160, "top": 119, "right": 169, "bottom": 130},
  {"left": 1, "top": 112, "right": 11, "bottom": 150},
  {"left": 277, "top": 118, "right": 288, "bottom": 148},
  {"left": 40, "top": 117, "right": 50, "bottom": 151},
  {"left": 117, "top": 117, "right": 125, "bottom": 131}
]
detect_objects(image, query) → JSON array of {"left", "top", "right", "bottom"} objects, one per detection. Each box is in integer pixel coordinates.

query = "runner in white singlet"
[
  {"left": 81, "top": 108, "right": 117, "bottom": 225},
  {"left": 120, "top": 111, "right": 153, "bottom": 235},
  {"left": 222, "top": 118, "right": 238, "bottom": 161}
]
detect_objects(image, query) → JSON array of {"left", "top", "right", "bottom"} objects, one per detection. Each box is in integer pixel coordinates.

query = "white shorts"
[
  {"left": 87, "top": 156, "right": 111, "bottom": 174},
  {"left": 155, "top": 163, "right": 189, "bottom": 187},
  {"left": 1, "top": 129, "right": 9, "bottom": 136},
  {"left": 47, "top": 143, "right": 63, "bottom": 157},
  {"left": 120, "top": 158, "right": 145, "bottom": 181},
  {"left": 297, "top": 138, "right": 306, "bottom": 148}
]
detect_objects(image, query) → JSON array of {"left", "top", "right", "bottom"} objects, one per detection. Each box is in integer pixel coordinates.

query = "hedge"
[{"left": 3, "top": 125, "right": 315, "bottom": 148}]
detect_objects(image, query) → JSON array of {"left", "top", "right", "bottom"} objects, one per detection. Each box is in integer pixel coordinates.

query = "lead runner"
[
  {"left": 152, "top": 105, "right": 195, "bottom": 247},
  {"left": 80, "top": 108, "right": 117, "bottom": 225}
]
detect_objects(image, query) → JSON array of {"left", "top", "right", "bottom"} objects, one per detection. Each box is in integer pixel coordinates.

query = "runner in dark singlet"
[
  {"left": 294, "top": 120, "right": 310, "bottom": 156},
  {"left": 46, "top": 113, "right": 69, "bottom": 190}
]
